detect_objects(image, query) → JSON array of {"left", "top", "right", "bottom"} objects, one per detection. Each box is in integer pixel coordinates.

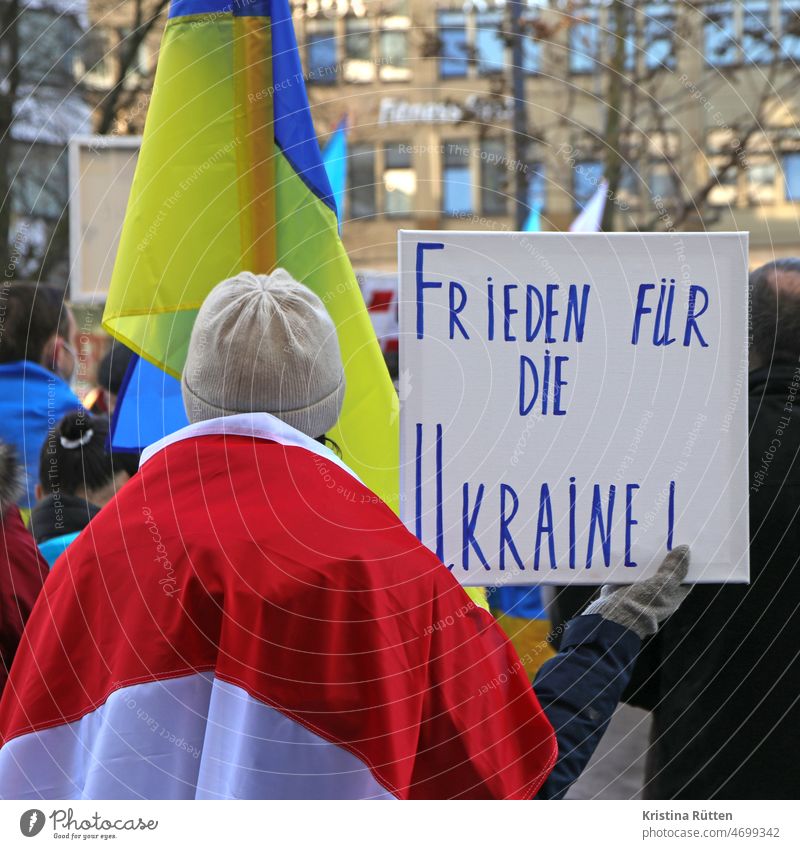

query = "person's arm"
[
  {"left": 534, "top": 546, "right": 689, "bottom": 799},
  {"left": 0, "top": 507, "right": 48, "bottom": 698}
]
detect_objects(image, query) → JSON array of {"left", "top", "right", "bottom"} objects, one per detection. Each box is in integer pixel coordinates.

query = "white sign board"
[{"left": 398, "top": 231, "right": 750, "bottom": 586}]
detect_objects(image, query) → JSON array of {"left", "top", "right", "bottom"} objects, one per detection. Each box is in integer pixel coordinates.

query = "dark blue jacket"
[{"left": 534, "top": 614, "right": 641, "bottom": 799}]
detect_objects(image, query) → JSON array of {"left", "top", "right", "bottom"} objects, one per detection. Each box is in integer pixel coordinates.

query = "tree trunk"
[
  {"left": 0, "top": 0, "right": 21, "bottom": 270},
  {"left": 95, "top": 0, "right": 169, "bottom": 136},
  {"left": 600, "top": 0, "right": 629, "bottom": 232}
]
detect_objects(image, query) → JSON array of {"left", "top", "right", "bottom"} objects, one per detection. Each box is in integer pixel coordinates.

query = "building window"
[
  {"left": 612, "top": 164, "right": 639, "bottom": 210},
  {"left": 307, "top": 20, "right": 338, "bottom": 85},
  {"left": 705, "top": 2, "right": 738, "bottom": 67},
  {"left": 348, "top": 143, "right": 376, "bottom": 220},
  {"left": 118, "top": 28, "right": 152, "bottom": 85},
  {"left": 383, "top": 142, "right": 415, "bottom": 217},
  {"left": 781, "top": 0, "right": 800, "bottom": 61},
  {"left": 783, "top": 152, "right": 800, "bottom": 200},
  {"left": 476, "top": 12, "right": 505, "bottom": 75},
  {"left": 379, "top": 24, "right": 411, "bottom": 82},
  {"left": 76, "top": 27, "right": 114, "bottom": 88},
  {"left": 647, "top": 162, "right": 673, "bottom": 204},
  {"left": 443, "top": 140, "right": 473, "bottom": 216},
  {"left": 573, "top": 160, "right": 603, "bottom": 210},
  {"left": 480, "top": 139, "right": 507, "bottom": 216},
  {"left": 741, "top": 1, "right": 774, "bottom": 64},
  {"left": 644, "top": 3, "right": 676, "bottom": 70},
  {"left": 344, "top": 18, "right": 374, "bottom": 83},
  {"left": 747, "top": 158, "right": 777, "bottom": 205},
  {"left": 521, "top": 7, "right": 545, "bottom": 74},
  {"left": 708, "top": 160, "right": 738, "bottom": 206},
  {"left": 19, "top": 7, "right": 80, "bottom": 88},
  {"left": 522, "top": 35, "right": 541, "bottom": 74},
  {"left": 569, "top": 8, "right": 600, "bottom": 74},
  {"left": 438, "top": 10, "right": 469, "bottom": 78}
]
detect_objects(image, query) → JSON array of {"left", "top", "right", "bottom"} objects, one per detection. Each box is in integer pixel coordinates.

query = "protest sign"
[{"left": 398, "top": 231, "right": 750, "bottom": 585}]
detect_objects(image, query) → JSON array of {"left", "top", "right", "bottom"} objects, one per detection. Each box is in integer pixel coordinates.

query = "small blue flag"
[
  {"left": 321, "top": 117, "right": 348, "bottom": 225},
  {"left": 110, "top": 353, "right": 188, "bottom": 452}
]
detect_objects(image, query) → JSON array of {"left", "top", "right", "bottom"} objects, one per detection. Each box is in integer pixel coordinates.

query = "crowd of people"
[{"left": 0, "top": 262, "right": 796, "bottom": 799}]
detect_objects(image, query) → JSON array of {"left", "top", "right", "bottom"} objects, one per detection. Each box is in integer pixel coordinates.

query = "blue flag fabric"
[
  {"left": 321, "top": 118, "right": 348, "bottom": 225},
  {"left": 523, "top": 204, "right": 541, "bottom": 232},
  {"left": 490, "top": 586, "right": 547, "bottom": 620},
  {"left": 110, "top": 354, "right": 188, "bottom": 453}
]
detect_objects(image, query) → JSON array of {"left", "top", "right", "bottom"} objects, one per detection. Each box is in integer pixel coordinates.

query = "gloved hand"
[{"left": 582, "top": 545, "right": 690, "bottom": 639}]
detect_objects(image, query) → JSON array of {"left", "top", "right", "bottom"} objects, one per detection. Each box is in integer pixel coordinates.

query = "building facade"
[
  {"left": 74, "top": 0, "right": 800, "bottom": 273},
  {"left": 4, "top": 0, "right": 92, "bottom": 280},
  {"left": 292, "top": 0, "right": 800, "bottom": 270}
]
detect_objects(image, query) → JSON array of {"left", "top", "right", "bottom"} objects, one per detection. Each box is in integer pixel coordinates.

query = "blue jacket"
[
  {"left": 0, "top": 362, "right": 83, "bottom": 510},
  {"left": 534, "top": 614, "right": 641, "bottom": 799},
  {"left": 37, "top": 533, "right": 81, "bottom": 567}
]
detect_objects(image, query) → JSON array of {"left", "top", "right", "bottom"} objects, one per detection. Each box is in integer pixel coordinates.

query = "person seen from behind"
[
  {"left": 29, "top": 413, "right": 138, "bottom": 567},
  {"left": 0, "top": 283, "right": 83, "bottom": 515},
  {"left": 0, "top": 270, "right": 689, "bottom": 800},
  {"left": 0, "top": 441, "right": 47, "bottom": 699},
  {"left": 84, "top": 343, "right": 134, "bottom": 415}
]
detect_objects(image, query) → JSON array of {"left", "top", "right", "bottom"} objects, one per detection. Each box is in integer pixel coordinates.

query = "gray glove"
[{"left": 583, "top": 545, "right": 690, "bottom": 639}]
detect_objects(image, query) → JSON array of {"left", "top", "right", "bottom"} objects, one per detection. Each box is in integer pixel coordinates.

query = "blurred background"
[{"left": 4, "top": 2, "right": 800, "bottom": 359}]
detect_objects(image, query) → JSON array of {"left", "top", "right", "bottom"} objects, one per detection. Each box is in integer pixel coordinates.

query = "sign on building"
[
  {"left": 68, "top": 135, "right": 141, "bottom": 302},
  {"left": 398, "top": 231, "right": 750, "bottom": 586}
]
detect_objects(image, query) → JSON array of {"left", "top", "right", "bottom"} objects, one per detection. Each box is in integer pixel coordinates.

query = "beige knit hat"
[{"left": 181, "top": 270, "right": 345, "bottom": 437}]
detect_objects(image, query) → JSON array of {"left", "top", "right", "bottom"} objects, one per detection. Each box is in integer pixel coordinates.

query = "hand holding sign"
[
  {"left": 399, "top": 232, "right": 749, "bottom": 586},
  {"left": 584, "top": 545, "right": 691, "bottom": 638}
]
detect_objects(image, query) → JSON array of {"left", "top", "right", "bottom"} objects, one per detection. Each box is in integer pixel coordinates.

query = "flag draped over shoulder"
[
  {"left": 0, "top": 415, "right": 556, "bottom": 799},
  {"left": 102, "top": 0, "right": 398, "bottom": 508}
]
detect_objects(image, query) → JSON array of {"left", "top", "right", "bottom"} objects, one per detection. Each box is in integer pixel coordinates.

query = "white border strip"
[{"left": 139, "top": 412, "right": 360, "bottom": 481}]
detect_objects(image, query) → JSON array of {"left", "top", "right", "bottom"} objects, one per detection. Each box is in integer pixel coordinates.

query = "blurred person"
[
  {"left": 0, "top": 441, "right": 48, "bottom": 699},
  {"left": 83, "top": 343, "right": 134, "bottom": 415},
  {"left": 0, "top": 283, "right": 83, "bottom": 513},
  {"left": 0, "top": 271, "right": 689, "bottom": 800},
  {"left": 30, "top": 413, "right": 138, "bottom": 567},
  {"left": 611, "top": 258, "right": 800, "bottom": 799}
]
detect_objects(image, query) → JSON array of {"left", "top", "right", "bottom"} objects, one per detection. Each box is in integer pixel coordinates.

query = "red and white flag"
[{"left": 0, "top": 415, "right": 556, "bottom": 799}]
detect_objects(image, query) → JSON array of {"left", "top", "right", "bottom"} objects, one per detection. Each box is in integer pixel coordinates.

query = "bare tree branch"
[{"left": 94, "top": 0, "right": 169, "bottom": 136}]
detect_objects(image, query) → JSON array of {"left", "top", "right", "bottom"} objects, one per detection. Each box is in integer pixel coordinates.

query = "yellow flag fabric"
[{"left": 102, "top": 0, "right": 399, "bottom": 510}]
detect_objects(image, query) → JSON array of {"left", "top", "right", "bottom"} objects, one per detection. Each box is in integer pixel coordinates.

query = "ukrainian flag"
[{"left": 103, "top": 0, "right": 398, "bottom": 508}]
